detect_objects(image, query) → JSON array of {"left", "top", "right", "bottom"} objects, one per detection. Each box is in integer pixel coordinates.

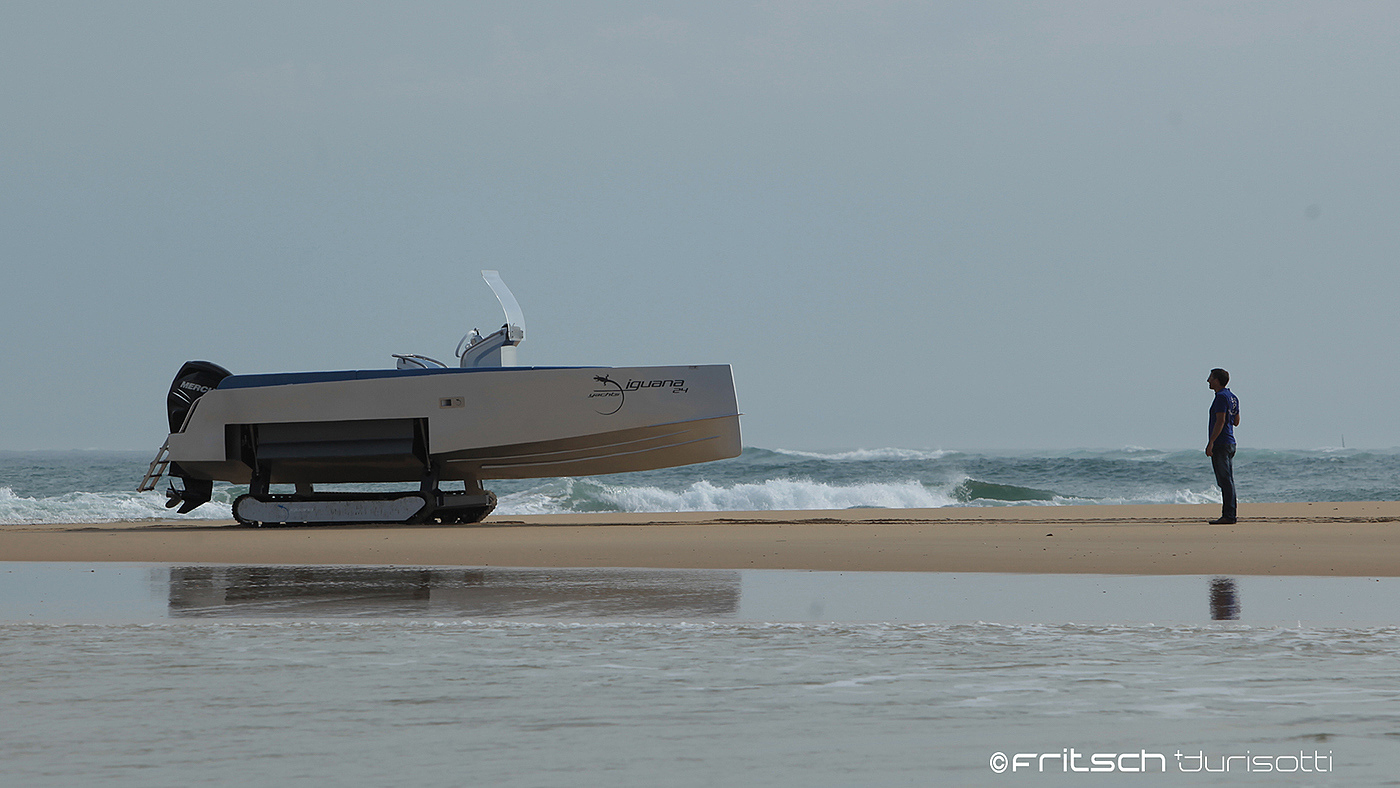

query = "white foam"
[
  {"left": 1051, "top": 487, "right": 1223, "bottom": 507},
  {"left": 594, "top": 478, "right": 959, "bottom": 512},
  {"left": 494, "top": 480, "right": 582, "bottom": 516},
  {"left": 0, "top": 487, "right": 232, "bottom": 524}
]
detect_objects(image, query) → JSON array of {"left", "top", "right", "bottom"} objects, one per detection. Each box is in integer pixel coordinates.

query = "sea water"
[
  {"left": 2, "top": 565, "right": 1399, "bottom": 786},
  {"left": 3, "top": 445, "right": 1399, "bottom": 523},
  {"left": 3, "top": 451, "right": 1399, "bottom": 785}
]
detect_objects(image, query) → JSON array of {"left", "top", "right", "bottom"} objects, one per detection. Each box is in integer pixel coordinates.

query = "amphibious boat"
[{"left": 138, "top": 271, "right": 742, "bottom": 526}]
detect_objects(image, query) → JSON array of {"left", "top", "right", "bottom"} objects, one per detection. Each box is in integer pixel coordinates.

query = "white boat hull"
[{"left": 166, "top": 364, "right": 742, "bottom": 486}]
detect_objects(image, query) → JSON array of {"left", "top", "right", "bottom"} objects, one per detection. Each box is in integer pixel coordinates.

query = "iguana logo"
[
  {"left": 588, "top": 374, "right": 689, "bottom": 415},
  {"left": 589, "top": 375, "right": 624, "bottom": 415}
]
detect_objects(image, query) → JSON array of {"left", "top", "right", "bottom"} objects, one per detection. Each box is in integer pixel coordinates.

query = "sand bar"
[{"left": 3, "top": 502, "right": 1399, "bottom": 576}]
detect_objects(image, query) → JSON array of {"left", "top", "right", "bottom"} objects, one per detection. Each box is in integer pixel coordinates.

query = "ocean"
[
  {"left": 3, "top": 448, "right": 1398, "bottom": 785},
  {"left": 3, "top": 445, "right": 1399, "bottom": 524}
]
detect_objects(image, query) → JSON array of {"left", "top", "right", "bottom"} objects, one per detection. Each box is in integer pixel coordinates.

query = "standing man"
[{"left": 1206, "top": 368, "right": 1241, "bottom": 524}]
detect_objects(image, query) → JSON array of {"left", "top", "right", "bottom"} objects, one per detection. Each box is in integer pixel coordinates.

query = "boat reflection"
[
  {"left": 167, "top": 566, "right": 741, "bottom": 620},
  {"left": 1209, "top": 577, "right": 1240, "bottom": 620}
]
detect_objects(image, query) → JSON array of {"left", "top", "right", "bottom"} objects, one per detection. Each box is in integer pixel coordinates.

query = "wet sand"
[{"left": 3, "top": 502, "right": 1399, "bottom": 575}]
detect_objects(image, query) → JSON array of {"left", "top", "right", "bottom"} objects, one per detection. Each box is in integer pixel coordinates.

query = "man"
[{"left": 1206, "top": 368, "right": 1241, "bottom": 524}]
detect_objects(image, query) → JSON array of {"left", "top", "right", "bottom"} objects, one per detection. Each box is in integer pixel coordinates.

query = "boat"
[{"left": 138, "top": 271, "right": 742, "bottom": 526}]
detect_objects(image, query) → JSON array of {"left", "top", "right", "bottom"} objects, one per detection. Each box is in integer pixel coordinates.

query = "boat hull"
[{"left": 165, "top": 364, "right": 742, "bottom": 485}]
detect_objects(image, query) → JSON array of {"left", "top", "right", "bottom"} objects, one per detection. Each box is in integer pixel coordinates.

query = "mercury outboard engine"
[
  {"left": 167, "top": 360, "right": 231, "bottom": 432},
  {"left": 164, "top": 360, "right": 231, "bottom": 513}
]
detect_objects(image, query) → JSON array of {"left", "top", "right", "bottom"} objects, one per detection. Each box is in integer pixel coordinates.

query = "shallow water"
[
  {"left": 3, "top": 564, "right": 1400, "bottom": 625},
  {"left": 2, "top": 565, "right": 1398, "bottom": 785}
]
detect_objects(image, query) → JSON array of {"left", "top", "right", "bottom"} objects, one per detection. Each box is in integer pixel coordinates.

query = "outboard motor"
[
  {"left": 167, "top": 360, "right": 231, "bottom": 433},
  {"left": 163, "top": 361, "right": 231, "bottom": 513}
]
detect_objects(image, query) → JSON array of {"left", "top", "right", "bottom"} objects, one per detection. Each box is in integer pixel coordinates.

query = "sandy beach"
[{"left": 3, "top": 501, "right": 1399, "bottom": 575}]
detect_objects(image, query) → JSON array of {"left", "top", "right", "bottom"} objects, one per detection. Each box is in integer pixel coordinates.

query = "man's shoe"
[{"left": 1209, "top": 517, "right": 1237, "bottom": 525}]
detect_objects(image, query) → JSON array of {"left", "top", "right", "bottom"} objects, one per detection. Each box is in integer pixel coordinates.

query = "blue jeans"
[{"left": 1211, "top": 444, "right": 1237, "bottom": 520}]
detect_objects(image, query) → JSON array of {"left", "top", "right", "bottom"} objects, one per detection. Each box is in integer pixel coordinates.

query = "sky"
[{"left": 2, "top": 1, "right": 1398, "bottom": 452}]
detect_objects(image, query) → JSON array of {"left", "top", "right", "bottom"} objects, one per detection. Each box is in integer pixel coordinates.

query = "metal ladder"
[{"left": 137, "top": 438, "right": 171, "bottom": 492}]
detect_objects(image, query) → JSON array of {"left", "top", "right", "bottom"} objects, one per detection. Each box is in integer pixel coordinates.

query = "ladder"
[{"left": 137, "top": 438, "right": 171, "bottom": 492}]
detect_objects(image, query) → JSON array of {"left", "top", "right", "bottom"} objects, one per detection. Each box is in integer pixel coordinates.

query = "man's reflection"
[{"left": 1209, "top": 577, "right": 1240, "bottom": 620}]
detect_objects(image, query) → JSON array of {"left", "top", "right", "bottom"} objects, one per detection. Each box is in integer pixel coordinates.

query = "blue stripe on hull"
[{"left": 217, "top": 366, "right": 598, "bottom": 390}]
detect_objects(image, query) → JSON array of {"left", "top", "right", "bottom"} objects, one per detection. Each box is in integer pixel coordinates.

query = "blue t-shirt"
[{"left": 1210, "top": 388, "right": 1239, "bottom": 445}]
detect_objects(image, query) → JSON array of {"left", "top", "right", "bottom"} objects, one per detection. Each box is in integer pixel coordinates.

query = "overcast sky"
[{"left": 3, "top": 2, "right": 1397, "bottom": 451}]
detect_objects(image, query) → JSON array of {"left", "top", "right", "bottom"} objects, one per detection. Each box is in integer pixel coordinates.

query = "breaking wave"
[
  {"left": 495, "top": 478, "right": 953, "bottom": 514},
  {"left": 0, "top": 480, "right": 1227, "bottom": 523},
  {"left": 492, "top": 477, "right": 1220, "bottom": 515},
  {"left": 0, "top": 487, "right": 233, "bottom": 525}
]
